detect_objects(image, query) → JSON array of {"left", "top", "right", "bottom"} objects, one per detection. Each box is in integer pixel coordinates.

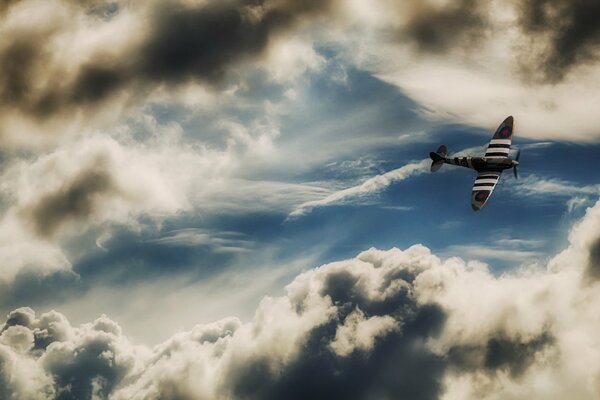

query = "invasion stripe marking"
[
  {"left": 472, "top": 185, "right": 495, "bottom": 191},
  {"left": 485, "top": 152, "right": 510, "bottom": 157},
  {"left": 489, "top": 139, "right": 512, "bottom": 145},
  {"left": 474, "top": 179, "right": 498, "bottom": 185},
  {"left": 487, "top": 143, "right": 511, "bottom": 148},
  {"left": 486, "top": 147, "right": 510, "bottom": 153},
  {"left": 484, "top": 156, "right": 506, "bottom": 159}
]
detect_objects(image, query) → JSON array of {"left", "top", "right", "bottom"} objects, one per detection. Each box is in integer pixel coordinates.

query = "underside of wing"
[
  {"left": 485, "top": 116, "right": 513, "bottom": 159},
  {"left": 471, "top": 171, "right": 502, "bottom": 211}
]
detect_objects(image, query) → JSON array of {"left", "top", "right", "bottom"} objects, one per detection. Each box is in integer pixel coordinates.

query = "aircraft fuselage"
[{"left": 443, "top": 156, "right": 518, "bottom": 173}]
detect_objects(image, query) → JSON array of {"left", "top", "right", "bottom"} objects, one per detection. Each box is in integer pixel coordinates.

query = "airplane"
[{"left": 429, "top": 116, "right": 520, "bottom": 211}]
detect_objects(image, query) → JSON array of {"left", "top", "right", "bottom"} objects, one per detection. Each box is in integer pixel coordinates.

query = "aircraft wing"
[
  {"left": 471, "top": 171, "right": 502, "bottom": 211},
  {"left": 484, "top": 116, "right": 514, "bottom": 159}
]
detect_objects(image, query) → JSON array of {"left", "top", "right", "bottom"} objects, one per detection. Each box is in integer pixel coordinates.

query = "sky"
[{"left": 2, "top": 0, "right": 600, "bottom": 399}]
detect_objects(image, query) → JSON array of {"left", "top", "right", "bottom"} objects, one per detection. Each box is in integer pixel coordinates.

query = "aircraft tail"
[{"left": 429, "top": 145, "right": 447, "bottom": 172}]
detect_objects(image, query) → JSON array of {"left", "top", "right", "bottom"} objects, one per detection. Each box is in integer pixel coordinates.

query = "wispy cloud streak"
[
  {"left": 515, "top": 175, "right": 600, "bottom": 197},
  {"left": 288, "top": 159, "right": 429, "bottom": 218}
]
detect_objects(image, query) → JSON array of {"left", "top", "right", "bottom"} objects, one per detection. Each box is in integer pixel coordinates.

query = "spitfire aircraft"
[{"left": 429, "top": 116, "right": 520, "bottom": 211}]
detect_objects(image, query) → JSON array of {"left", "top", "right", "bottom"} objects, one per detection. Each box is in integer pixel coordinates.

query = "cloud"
[
  {"left": 149, "top": 229, "right": 254, "bottom": 253},
  {"left": 518, "top": 0, "right": 600, "bottom": 83},
  {"left": 0, "top": 126, "right": 195, "bottom": 281},
  {"left": 288, "top": 159, "right": 429, "bottom": 218},
  {"left": 361, "top": 0, "right": 600, "bottom": 85},
  {"left": 514, "top": 175, "right": 600, "bottom": 198},
  {"left": 0, "top": 112, "right": 333, "bottom": 282},
  {"left": 567, "top": 196, "right": 592, "bottom": 213},
  {"left": 0, "top": 0, "right": 146, "bottom": 144},
  {"left": 4, "top": 0, "right": 600, "bottom": 147},
  {"left": 3, "top": 198, "right": 600, "bottom": 398},
  {"left": 341, "top": 1, "right": 600, "bottom": 141},
  {"left": 328, "top": 308, "right": 398, "bottom": 356},
  {"left": 0, "top": 213, "right": 72, "bottom": 283},
  {"left": 0, "top": 0, "right": 337, "bottom": 145},
  {"left": 24, "top": 159, "right": 118, "bottom": 239},
  {"left": 0, "top": 308, "right": 147, "bottom": 400},
  {"left": 399, "top": 0, "right": 491, "bottom": 53},
  {"left": 6, "top": 134, "right": 187, "bottom": 233},
  {"left": 135, "top": 0, "right": 328, "bottom": 85}
]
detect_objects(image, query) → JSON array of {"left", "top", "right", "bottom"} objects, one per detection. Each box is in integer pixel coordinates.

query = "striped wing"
[
  {"left": 471, "top": 171, "right": 501, "bottom": 211},
  {"left": 485, "top": 116, "right": 514, "bottom": 159}
]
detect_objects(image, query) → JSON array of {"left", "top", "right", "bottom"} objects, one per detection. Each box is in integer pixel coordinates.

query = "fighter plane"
[{"left": 429, "top": 116, "right": 520, "bottom": 211}]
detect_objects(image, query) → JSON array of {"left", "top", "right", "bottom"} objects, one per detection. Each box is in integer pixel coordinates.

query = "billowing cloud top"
[{"left": 2, "top": 199, "right": 600, "bottom": 399}]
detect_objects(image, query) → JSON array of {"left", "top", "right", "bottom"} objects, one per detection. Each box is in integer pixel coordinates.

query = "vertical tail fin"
[
  {"left": 435, "top": 145, "right": 447, "bottom": 157},
  {"left": 429, "top": 145, "right": 447, "bottom": 172}
]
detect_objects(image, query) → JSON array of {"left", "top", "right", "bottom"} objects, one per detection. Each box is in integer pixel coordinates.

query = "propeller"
[{"left": 513, "top": 148, "right": 521, "bottom": 179}]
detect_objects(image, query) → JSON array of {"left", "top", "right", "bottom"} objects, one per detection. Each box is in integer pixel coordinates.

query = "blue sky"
[{"left": 2, "top": 1, "right": 600, "bottom": 399}]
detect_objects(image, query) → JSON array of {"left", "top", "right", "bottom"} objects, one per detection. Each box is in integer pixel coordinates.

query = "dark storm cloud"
[
  {"left": 401, "top": 0, "right": 490, "bottom": 53},
  {"left": 394, "top": 0, "right": 600, "bottom": 84},
  {"left": 447, "top": 332, "right": 554, "bottom": 378},
  {"left": 44, "top": 332, "right": 130, "bottom": 399},
  {"left": 69, "top": 65, "right": 127, "bottom": 105},
  {"left": 0, "top": 1, "right": 124, "bottom": 118},
  {"left": 518, "top": 0, "right": 600, "bottom": 83},
  {"left": 483, "top": 333, "right": 554, "bottom": 376},
  {"left": 102, "top": 0, "right": 334, "bottom": 93},
  {"left": 227, "top": 264, "right": 447, "bottom": 400},
  {"left": 22, "top": 63, "right": 129, "bottom": 120},
  {"left": 23, "top": 158, "right": 117, "bottom": 238},
  {"left": 0, "top": 0, "right": 335, "bottom": 123},
  {"left": 0, "top": 0, "right": 20, "bottom": 14},
  {"left": 230, "top": 306, "right": 447, "bottom": 400},
  {"left": 0, "top": 38, "right": 45, "bottom": 108},
  {"left": 138, "top": 2, "right": 283, "bottom": 84}
]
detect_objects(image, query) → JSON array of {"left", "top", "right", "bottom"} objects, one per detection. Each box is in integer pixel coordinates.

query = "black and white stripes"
[
  {"left": 472, "top": 172, "right": 500, "bottom": 192},
  {"left": 485, "top": 139, "right": 511, "bottom": 158}
]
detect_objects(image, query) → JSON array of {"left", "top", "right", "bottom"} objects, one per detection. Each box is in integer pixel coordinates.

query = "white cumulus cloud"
[{"left": 2, "top": 198, "right": 600, "bottom": 399}]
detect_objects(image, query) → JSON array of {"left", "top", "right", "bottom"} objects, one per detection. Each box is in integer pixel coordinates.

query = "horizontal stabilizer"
[{"left": 430, "top": 159, "right": 444, "bottom": 172}]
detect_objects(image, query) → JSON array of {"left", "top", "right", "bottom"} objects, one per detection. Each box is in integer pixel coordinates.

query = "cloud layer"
[
  {"left": 3, "top": 198, "right": 600, "bottom": 399},
  {"left": 4, "top": 0, "right": 600, "bottom": 144},
  {"left": 0, "top": 0, "right": 336, "bottom": 145}
]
